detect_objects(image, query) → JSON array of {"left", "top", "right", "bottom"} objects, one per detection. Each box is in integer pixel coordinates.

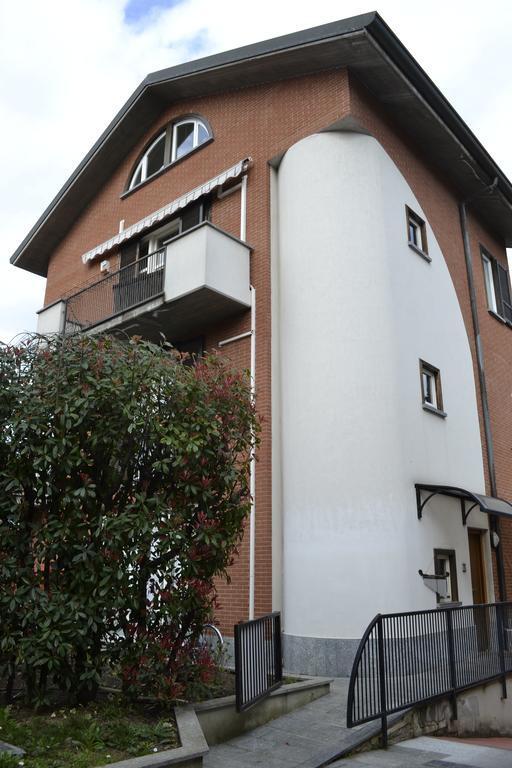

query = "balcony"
[{"left": 38, "top": 223, "right": 251, "bottom": 340}]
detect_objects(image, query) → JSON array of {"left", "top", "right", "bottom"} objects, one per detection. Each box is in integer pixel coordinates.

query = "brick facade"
[{"left": 37, "top": 51, "right": 512, "bottom": 632}]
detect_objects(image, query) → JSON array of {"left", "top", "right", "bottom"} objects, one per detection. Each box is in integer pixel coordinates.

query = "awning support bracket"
[
  {"left": 461, "top": 499, "right": 479, "bottom": 526},
  {"left": 416, "top": 486, "right": 439, "bottom": 520}
]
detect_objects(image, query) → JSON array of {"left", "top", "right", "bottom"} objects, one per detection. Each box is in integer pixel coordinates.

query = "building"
[{"left": 11, "top": 12, "right": 512, "bottom": 676}]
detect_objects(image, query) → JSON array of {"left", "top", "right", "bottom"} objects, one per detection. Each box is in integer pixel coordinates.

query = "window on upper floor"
[
  {"left": 406, "top": 205, "right": 430, "bottom": 261},
  {"left": 172, "top": 118, "right": 211, "bottom": 162},
  {"left": 127, "top": 116, "right": 212, "bottom": 192},
  {"left": 481, "top": 247, "right": 512, "bottom": 324},
  {"left": 420, "top": 360, "right": 446, "bottom": 418}
]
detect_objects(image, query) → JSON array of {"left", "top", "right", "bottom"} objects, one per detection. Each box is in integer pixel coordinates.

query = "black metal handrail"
[
  {"left": 347, "top": 601, "right": 512, "bottom": 746},
  {"left": 64, "top": 249, "right": 166, "bottom": 334},
  {"left": 234, "top": 612, "right": 283, "bottom": 712}
]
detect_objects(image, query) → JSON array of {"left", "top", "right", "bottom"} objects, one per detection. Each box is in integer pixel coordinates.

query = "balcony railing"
[
  {"left": 64, "top": 249, "right": 166, "bottom": 334},
  {"left": 37, "top": 223, "right": 252, "bottom": 338}
]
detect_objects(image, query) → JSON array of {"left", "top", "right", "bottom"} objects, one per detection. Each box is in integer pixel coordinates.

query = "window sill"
[
  {"left": 437, "top": 601, "right": 462, "bottom": 609},
  {"left": 422, "top": 403, "right": 447, "bottom": 419},
  {"left": 488, "top": 309, "right": 512, "bottom": 328},
  {"left": 408, "top": 242, "right": 432, "bottom": 262},
  {"left": 121, "top": 137, "right": 214, "bottom": 199}
]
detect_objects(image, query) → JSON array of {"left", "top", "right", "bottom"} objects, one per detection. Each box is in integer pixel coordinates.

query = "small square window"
[
  {"left": 406, "top": 206, "right": 429, "bottom": 258},
  {"left": 419, "top": 360, "right": 445, "bottom": 416},
  {"left": 434, "top": 549, "right": 459, "bottom": 605}
]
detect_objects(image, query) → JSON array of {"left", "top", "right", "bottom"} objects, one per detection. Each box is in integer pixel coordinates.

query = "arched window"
[
  {"left": 128, "top": 131, "right": 166, "bottom": 190},
  {"left": 127, "top": 116, "right": 211, "bottom": 191},
  {"left": 171, "top": 118, "right": 210, "bottom": 162}
]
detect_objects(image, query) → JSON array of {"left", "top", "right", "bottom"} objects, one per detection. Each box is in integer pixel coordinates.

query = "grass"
[{"left": 0, "top": 700, "right": 179, "bottom": 768}]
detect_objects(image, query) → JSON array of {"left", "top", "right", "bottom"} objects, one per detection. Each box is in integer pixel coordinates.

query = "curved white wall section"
[{"left": 275, "top": 132, "right": 490, "bottom": 658}]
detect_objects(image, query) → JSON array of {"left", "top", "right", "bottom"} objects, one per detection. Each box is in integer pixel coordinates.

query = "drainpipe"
[
  {"left": 218, "top": 285, "right": 256, "bottom": 620},
  {"left": 248, "top": 286, "right": 256, "bottom": 619},
  {"left": 218, "top": 175, "right": 255, "bottom": 619},
  {"left": 459, "top": 190, "right": 506, "bottom": 601}
]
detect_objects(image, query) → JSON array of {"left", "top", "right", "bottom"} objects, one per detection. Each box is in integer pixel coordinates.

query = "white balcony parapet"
[
  {"left": 57, "top": 222, "right": 251, "bottom": 338},
  {"left": 36, "top": 300, "right": 66, "bottom": 335},
  {"left": 164, "top": 222, "right": 251, "bottom": 307}
]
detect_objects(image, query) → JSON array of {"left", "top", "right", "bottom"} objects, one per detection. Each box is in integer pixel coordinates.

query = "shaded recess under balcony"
[{"left": 37, "top": 223, "right": 251, "bottom": 342}]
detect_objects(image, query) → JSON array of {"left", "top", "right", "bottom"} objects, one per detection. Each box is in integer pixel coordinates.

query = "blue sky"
[{"left": 124, "top": 0, "right": 183, "bottom": 24}]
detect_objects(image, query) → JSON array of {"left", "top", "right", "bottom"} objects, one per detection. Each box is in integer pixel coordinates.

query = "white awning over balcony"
[{"left": 81, "top": 158, "right": 251, "bottom": 264}]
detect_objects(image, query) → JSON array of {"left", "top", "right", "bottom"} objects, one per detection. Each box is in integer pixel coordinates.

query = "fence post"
[
  {"left": 274, "top": 613, "right": 283, "bottom": 680},
  {"left": 445, "top": 609, "right": 458, "bottom": 721},
  {"left": 496, "top": 603, "right": 508, "bottom": 699},
  {"left": 377, "top": 615, "right": 388, "bottom": 748},
  {"left": 234, "top": 621, "right": 242, "bottom": 713}
]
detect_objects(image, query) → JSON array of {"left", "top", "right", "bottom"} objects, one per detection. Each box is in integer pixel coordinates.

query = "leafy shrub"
[{"left": 0, "top": 334, "right": 257, "bottom": 706}]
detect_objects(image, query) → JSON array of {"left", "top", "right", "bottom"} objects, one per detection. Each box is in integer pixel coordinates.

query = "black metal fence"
[
  {"left": 347, "top": 601, "right": 512, "bottom": 746},
  {"left": 234, "top": 612, "right": 283, "bottom": 712},
  {"left": 64, "top": 249, "right": 166, "bottom": 334}
]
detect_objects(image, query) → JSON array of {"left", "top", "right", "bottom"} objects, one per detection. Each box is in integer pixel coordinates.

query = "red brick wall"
[
  {"left": 42, "top": 60, "right": 512, "bottom": 631},
  {"left": 43, "top": 68, "right": 352, "bottom": 635}
]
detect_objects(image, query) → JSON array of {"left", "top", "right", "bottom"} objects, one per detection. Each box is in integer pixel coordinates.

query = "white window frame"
[
  {"left": 128, "top": 117, "right": 211, "bottom": 191},
  {"left": 419, "top": 359, "right": 445, "bottom": 415},
  {"left": 171, "top": 118, "right": 210, "bottom": 162},
  {"left": 129, "top": 131, "right": 166, "bottom": 190},
  {"left": 406, "top": 205, "right": 429, "bottom": 258},
  {"left": 482, "top": 252, "right": 498, "bottom": 314},
  {"left": 138, "top": 219, "right": 182, "bottom": 274}
]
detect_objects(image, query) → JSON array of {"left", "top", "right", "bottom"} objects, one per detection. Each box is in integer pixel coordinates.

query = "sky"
[{"left": 1, "top": 0, "right": 511, "bottom": 343}]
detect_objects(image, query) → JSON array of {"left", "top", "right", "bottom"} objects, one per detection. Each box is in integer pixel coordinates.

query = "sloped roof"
[{"left": 11, "top": 11, "right": 512, "bottom": 276}]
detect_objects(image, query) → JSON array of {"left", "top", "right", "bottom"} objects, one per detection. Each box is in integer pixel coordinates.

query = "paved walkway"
[
  {"left": 203, "top": 678, "right": 371, "bottom": 767},
  {"left": 203, "top": 678, "right": 512, "bottom": 768},
  {"left": 332, "top": 735, "right": 512, "bottom": 767}
]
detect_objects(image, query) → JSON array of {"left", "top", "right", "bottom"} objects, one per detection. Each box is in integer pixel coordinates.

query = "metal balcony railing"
[{"left": 64, "top": 249, "right": 166, "bottom": 334}]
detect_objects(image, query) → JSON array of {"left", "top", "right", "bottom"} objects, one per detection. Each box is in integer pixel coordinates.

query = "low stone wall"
[
  {"left": 195, "top": 676, "right": 332, "bottom": 745},
  {"left": 96, "top": 707, "right": 208, "bottom": 768}
]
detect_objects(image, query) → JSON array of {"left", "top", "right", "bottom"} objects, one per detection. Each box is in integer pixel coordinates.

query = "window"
[
  {"left": 172, "top": 119, "right": 210, "bottom": 162},
  {"left": 406, "top": 206, "right": 429, "bottom": 259},
  {"left": 481, "top": 248, "right": 512, "bottom": 323},
  {"left": 127, "top": 116, "right": 212, "bottom": 191},
  {"left": 137, "top": 219, "right": 181, "bottom": 273},
  {"left": 129, "top": 132, "right": 166, "bottom": 190},
  {"left": 419, "top": 360, "right": 446, "bottom": 417},
  {"left": 434, "top": 549, "right": 459, "bottom": 605}
]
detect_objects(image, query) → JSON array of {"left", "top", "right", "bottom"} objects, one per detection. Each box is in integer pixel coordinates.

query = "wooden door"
[
  {"left": 468, "top": 529, "right": 487, "bottom": 604},
  {"left": 468, "top": 529, "right": 488, "bottom": 651}
]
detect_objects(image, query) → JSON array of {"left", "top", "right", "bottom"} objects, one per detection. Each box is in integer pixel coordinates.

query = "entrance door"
[
  {"left": 468, "top": 529, "right": 488, "bottom": 651},
  {"left": 468, "top": 529, "right": 487, "bottom": 604}
]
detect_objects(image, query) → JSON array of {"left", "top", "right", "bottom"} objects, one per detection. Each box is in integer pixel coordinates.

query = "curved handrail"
[
  {"left": 347, "top": 600, "right": 512, "bottom": 748},
  {"left": 346, "top": 613, "right": 380, "bottom": 728}
]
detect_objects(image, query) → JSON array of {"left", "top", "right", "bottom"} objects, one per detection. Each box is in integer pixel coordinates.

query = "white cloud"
[{"left": 1, "top": 0, "right": 511, "bottom": 342}]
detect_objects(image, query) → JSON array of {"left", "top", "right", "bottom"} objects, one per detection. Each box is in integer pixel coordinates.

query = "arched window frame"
[
  {"left": 127, "top": 115, "right": 212, "bottom": 192},
  {"left": 171, "top": 117, "right": 210, "bottom": 163},
  {"left": 128, "top": 130, "right": 167, "bottom": 191}
]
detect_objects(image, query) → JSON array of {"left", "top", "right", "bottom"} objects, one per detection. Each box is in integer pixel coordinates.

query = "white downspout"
[
  {"left": 248, "top": 285, "right": 256, "bottom": 619},
  {"left": 218, "top": 286, "right": 256, "bottom": 620},
  {"left": 218, "top": 172, "right": 255, "bottom": 619},
  {"left": 240, "top": 175, "right": 248, "bottom": 241}
]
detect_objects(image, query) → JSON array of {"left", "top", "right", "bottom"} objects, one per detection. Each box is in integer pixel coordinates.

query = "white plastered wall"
[{"left": 275, "top": 131, "right": 492, "bottom": 641}]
